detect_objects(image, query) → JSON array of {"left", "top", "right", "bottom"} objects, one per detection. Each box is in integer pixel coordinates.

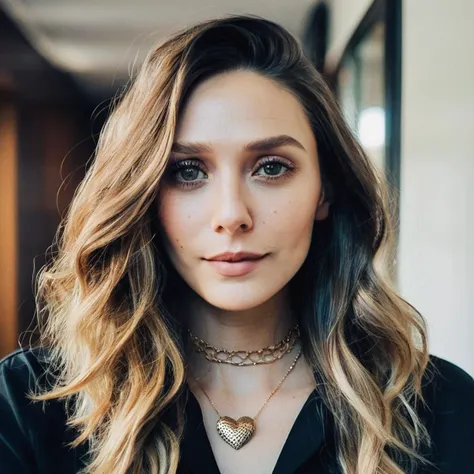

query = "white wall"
[
  {"left": 398, "top": 0, "right": 474, "bottom": 375},
  {"left": 325, "top": 0, "right": 474, "bottom": 375},
  {"left": 326, "top": 0, "right": 373, "bottom": 67}
]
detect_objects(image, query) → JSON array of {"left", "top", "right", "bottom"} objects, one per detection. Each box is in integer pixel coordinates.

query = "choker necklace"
[
  {"left": 188, "top": 324, "right": 300, "bottom": 366},
  {"left": 193, "top": 347, "right": 302, "bottom": 450}
]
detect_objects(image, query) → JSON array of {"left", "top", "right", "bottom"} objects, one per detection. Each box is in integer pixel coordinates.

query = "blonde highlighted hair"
[{"left": 32, "top": 15, "right": 432, "bottom": 474}]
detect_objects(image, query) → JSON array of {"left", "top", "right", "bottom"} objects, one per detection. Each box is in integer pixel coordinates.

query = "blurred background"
[{"left": 0, "top": 0, "right": 472, "bottom": 374}]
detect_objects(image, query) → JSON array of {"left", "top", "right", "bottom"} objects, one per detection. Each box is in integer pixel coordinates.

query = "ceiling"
[{"left": 0, "top": 0, "right": 317, "bottom": 98}]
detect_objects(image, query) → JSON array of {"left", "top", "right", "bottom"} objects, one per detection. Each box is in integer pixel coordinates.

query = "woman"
[{"left": 0, "top": 15, "right": 473, "bottom": 474}]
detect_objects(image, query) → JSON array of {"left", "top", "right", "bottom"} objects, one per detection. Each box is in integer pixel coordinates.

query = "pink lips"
[{"left": 204, "top": 252, "right": 267, "bottom": 277}]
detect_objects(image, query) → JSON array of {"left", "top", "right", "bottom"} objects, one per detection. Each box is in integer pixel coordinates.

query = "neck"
[
  {"left": 185, "top": 287, "right": 294, "bottom": 352},
  {"left": 182, "top": 287, "right": 314, "bottom": 398}
]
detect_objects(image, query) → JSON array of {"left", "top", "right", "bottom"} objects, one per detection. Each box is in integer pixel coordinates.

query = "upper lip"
[{"left": 205, "top": 252, "right": 266, "bottom": 262}]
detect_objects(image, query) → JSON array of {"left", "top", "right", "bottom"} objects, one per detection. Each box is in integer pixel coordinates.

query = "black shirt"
[{"left": 0, "top": 347, "right": 473, "bottom": 474}]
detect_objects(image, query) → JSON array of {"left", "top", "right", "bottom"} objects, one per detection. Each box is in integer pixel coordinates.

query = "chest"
[{"left": 199, "top": 390, "right": 314, "bottom": 474}]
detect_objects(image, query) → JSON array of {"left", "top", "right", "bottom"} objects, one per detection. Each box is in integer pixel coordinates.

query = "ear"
[{"left": 314, "top": 191, "right": 330, "bottom": 221}]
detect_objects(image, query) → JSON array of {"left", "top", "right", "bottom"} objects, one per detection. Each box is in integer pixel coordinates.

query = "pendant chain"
[{"left": 195, "top": 346, "right": 302, "bottom": 420}]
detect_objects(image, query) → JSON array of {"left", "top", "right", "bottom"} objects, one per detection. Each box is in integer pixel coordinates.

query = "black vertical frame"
[
  {"left": 384, "top": 0, "right": 402, "bottom": 194},
  {"left": 333, "top": 0, "right": 402, "bottom": 196}
]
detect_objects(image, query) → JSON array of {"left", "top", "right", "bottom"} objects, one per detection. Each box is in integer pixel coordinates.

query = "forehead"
[{"left": 176, "top": 70, "right": 315, "bottom": 149}]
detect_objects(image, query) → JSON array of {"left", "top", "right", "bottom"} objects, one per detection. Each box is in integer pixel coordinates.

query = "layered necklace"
[{"left": 188, "top": 325, "right": 301, "bottom": 450}]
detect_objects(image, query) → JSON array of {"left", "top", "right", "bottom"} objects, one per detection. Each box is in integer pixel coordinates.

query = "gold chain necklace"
[
  {"left": 188, "top": 325, "right": 300, "bottom": 366},
  {"left": 192, "top": 347, "right": 302, "bottom": 450}
]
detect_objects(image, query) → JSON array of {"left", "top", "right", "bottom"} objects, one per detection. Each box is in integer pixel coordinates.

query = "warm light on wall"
[{"left": 0, "top": 99, "right": 18, "bottom": 358}]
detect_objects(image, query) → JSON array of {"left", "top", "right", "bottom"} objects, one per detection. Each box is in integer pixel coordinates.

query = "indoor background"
[{"left": 0, "top": 0, "right": 472, "bottom": 375}]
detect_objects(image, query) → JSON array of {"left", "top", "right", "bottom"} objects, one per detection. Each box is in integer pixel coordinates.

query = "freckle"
[
  {"left": 273, "top": 210, "right": 278, "bottom": 214},
  {"left": 187, "top": 215, "right": 191, "bottom": 219}
]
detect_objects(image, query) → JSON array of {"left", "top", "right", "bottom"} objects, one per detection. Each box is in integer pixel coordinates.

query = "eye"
[
  {"left": 168, "top": 160, "right": 208, "bottom": 186},
  {"left": 253, "top": 157, "right": 294, "bottom": 180},
  {"left": 177, "top": 166, "right": 205, "bottom": 182},
  {"left": 257, "top": 162, "right": 285, "bottom": 177}
]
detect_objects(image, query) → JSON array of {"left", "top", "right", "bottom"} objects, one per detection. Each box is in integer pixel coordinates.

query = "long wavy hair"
[{"left": 32, "top": 15, "right": 432, "bottom": 474}]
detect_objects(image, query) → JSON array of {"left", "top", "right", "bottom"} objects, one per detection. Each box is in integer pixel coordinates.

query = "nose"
[{"left": 210, "top": 178, "right": 253, "bottom": 235}]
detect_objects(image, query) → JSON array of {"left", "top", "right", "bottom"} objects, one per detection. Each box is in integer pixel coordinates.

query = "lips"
[
  {"left": 204, "top": 252, "right": 267, "bottom": 277},
  {"left": 206, "top": 252, "right": 265, "bottom": 262}
]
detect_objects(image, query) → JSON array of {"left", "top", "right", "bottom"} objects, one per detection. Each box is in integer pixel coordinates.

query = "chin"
[
  {"left": 199, "top": 286, "right": 282, "bottom": 312},
  {"left": 208, "top": 300, "right": 268, "bottom": 312}
]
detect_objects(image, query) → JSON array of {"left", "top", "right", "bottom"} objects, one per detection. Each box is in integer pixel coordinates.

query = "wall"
[
  {"left": 326, "top": 0, "right": 373, "bottom": 67},
  {"left": 0, "top": 97, "right": 17, "bottom": 357},
  {"left": 15, "top": 105, "right": 92, "bottom": 348},
  {"left": 0, "top": 11, "right": 95, "bottom": 359},
  {"left": 325, "top": 0, "right": 474, "bottom": 374},
  {"left": 398, "top": 0, "right": 474, "bottom": 374}
]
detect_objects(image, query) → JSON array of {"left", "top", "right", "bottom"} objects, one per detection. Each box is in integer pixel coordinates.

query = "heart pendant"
[{"left": 216, "top": 416, "right": 256, "bottom": 450}]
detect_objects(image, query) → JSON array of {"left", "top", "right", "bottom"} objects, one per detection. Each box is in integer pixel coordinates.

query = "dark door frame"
[{"left": 331, "top": 0, "right": 402, "bottom": 196}]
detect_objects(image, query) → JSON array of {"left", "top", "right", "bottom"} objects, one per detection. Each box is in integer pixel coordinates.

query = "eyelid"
[
  {"left": 168, "top": 158, "right": 207, "bottom": 171},
  {"left": 253, "top": 155, "right": 295, "bottom": 170},
  {"left": 169, "top": 158, "right": 201, "bottom": 166}
]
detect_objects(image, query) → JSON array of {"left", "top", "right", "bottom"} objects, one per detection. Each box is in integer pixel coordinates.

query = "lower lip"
[{"left": 206, "top": 256, "right": 267, "bottom": 277}]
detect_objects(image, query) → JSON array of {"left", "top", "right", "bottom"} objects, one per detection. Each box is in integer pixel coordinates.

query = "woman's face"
[{"left": 158, "top": 70, "right": 328, "bottom": 311}]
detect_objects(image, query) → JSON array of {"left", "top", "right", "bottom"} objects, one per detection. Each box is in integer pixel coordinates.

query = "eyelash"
[{"left": 167, "top": 157, "right": 295, "bottom": 189}]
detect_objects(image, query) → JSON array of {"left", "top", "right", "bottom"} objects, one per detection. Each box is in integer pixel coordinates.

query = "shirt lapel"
[
  {"left": 179, "top": 388, "right": 221, "bottom": 474},
  {"left": 272, "top": 390, "right": 330, "bottom": 474}
]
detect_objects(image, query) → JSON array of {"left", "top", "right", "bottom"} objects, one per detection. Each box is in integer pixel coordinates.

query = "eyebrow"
[{"left": 170, "top": 134, "right": 306, "bottom": 155}]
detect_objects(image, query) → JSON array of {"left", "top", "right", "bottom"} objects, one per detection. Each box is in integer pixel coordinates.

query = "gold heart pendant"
[{"left": 216, "top": 416, "right": 256, "bottom": 450}]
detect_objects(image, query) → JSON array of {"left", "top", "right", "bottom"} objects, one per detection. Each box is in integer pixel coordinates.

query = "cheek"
[
  {"left": 267, "top": 209, "right": 314, "bottom": 255},
  {"left": 264, "top": 188, "right": 319, "bottom": 246},
  {"left": 158, "top": 193, "right": 198, "bottom": 254}
]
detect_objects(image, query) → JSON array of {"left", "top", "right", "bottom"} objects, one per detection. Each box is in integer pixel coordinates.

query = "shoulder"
[
  {"left": 0, "top": 345, "right": 55, "bottom": 395},
  {"left": 0, "top": 345, "right": 60, "bottom": 429},
  {"left": 418, "top": 355, "right": 474, "bottom": 472},
  {"left": 0, "top": 347, "right": 86, "bottom": 473},
  {"left": 0, "top": 345, "right": 66, "bottom": 429},
  {"left": 0, "top": 347, "right": 59, "bottom": 471},
  {"left": 422, "top": 354, "right": 474, "bottom": 408},
  {"left": 0, "top": 345, "right": 53, "bottom": 373}
]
